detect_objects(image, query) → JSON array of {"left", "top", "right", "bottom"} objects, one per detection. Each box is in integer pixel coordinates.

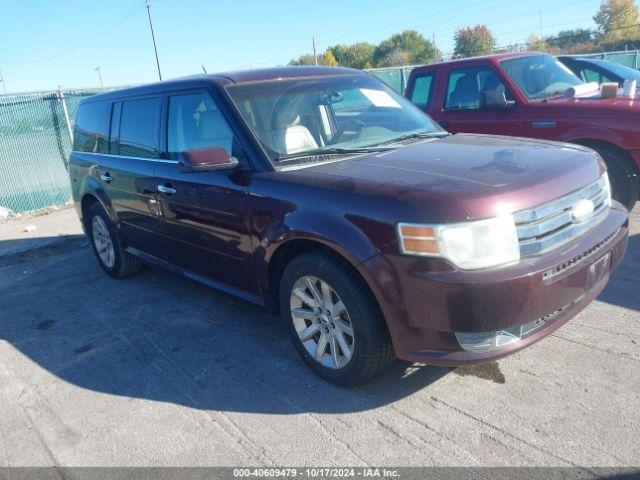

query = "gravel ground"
[{"left": 0, "top": 205, "right": 638, "bottom": 468}]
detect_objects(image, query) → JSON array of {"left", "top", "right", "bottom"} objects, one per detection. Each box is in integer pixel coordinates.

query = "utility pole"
[
  {"left": 539, "top": 10, "right": 543, "bottom": 37},
  {"left": 0, "top": 68, "right": 7, "bottom": 95},
  {"left": 94, "top": 67, "right": 104, "bottom": 89},
  {"left": 432, "top": 34, "right": 437, "bottom": 61},
  {"left": 312, "top": 36, "right": 318, "bottom": 66},
  {"left": 146, "top": 0, "right": 162, "bottom": 80}
]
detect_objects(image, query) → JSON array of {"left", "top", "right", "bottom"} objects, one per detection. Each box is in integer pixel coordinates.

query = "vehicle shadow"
[
  {"left": 598, "top": 232, "right": 640, "bottom": 312},
  {"left": 0, "top": 234, "right": 450, "bottom": 414},
  {"left": 0, "top": 230, "right": 636, "bottom": 414}
]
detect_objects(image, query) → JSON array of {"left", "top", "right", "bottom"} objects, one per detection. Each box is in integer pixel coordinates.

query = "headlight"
[
  {"left": 397, "top": 215, "right": 520, "bottom": 270},
  {"left": 602, "top": 171, "right": 612, "bottom": 208}
]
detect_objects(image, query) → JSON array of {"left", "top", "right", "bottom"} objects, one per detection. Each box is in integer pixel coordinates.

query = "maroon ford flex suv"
[{"left": 69, "top": 67, "right": 629, "bottom": 386}]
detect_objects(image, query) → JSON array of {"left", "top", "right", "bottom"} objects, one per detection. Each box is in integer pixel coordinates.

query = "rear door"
[
  {"left": 102, "top": 96, "right": 164, "bottom": 254},
  {"left": 153, "top": 90, "right": 255, "bottom": 294}
]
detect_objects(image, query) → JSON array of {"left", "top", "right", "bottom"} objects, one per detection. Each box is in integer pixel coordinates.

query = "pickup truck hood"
[
  {"left": 296, "top": 133, "right": 603, "bottom": 220},
  {"left": 545, "top": 94, "right": 640, "bottom": 114}
]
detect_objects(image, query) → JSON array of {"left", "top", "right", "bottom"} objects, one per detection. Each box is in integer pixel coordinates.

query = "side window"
[
  {"left": 167, "top": 92, "right": 234, "bottom": 160},
  {"left": 582, "top": 68, "right": 613, "bottom": 84},
  {"left": 445, "top": 67, "right": 511, "bottom": 111},
  {"left": 410, "top": 73, "right": 435, "bottom": 108},
  {"left": 73, "top": 101, "right": 111, "bottom": 153},
  {"left": 118, "top": 98, "right": 160, "bottom": 159}
]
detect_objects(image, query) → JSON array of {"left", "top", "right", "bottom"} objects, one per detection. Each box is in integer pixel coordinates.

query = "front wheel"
[
  {"left": 598, "top": 148, "right": 638, "bottom": 211},
  {"left": 279, "top": 252, "right": 394, "bottom": 387}
]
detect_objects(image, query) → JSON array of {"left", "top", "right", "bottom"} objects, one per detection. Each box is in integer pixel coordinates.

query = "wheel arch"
[
  {"left": 78, "top": 177, "right": 118, "bottom": 229},
  {"left": 265, "top": 237, "right": 380, "bottom": 317},
  {"left": 570, "top": 138, "right": 638, "bottom": 175}
]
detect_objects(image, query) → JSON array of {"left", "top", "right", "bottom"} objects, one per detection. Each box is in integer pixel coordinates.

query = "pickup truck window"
[
  {"left": 409, "top": 73, "right": 435, "bottom": 108},
  {"left": 444, "top": 67, "right": 511, "bottom": 111},
  {"left": 118, "top": 98, "right": 160, "bottom": 159},
  {"left": 167, "top": 92, "right": 234, "bottom": 160},
  {"left": 500, "top": 54, "right": 582, "bottom": 100},
  {"left": 225, "top": 74, "right": 442, "bottom": 164}
]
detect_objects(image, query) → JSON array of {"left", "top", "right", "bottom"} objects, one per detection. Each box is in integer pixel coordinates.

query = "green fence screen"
[
  {"left": 0, "top": 89, "right": 101, "bottom": 213},
  {"left": 1, "top": 51, "right": 638, "bottom": 215}
]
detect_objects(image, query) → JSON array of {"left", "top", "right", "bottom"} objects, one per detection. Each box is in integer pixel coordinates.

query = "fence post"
[{"left": 57, "top": 87, "right": 74, "bottom": 146}]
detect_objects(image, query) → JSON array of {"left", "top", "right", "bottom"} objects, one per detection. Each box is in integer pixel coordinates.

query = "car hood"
[{"left": 290, "top": 133, "right": 603, "bottom": 221}]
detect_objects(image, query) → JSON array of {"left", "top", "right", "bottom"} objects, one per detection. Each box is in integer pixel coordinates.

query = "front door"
[
  {"left": 154, "top": 91, "right": 255, "bottom": 294},
  {"left": 436, "top": 66, "right": 524, "bottom": 136}
]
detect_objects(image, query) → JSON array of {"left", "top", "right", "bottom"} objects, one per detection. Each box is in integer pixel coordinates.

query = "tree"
[
  {"left": 327, "top": 42, "right": 375, "bottom": 69},
  {"left": 594, "top": 0, "right": 640, "bottom": 42},
  {"left": 527, "top": 34, "right": 551, "bottom": 52},
  {"left": 373, "top": 30, "right": 439, "bottom": 67},
  {"left": 288, "top": 50, "right": 339, "bottom": 66},
  {"left": 548, "top": 28, "right": 594, "bottom": 49},
  {"left": 288, "top": 54, "right": 314, "bottom": 66},
  {"left": 453, "top": 25, "right": 496, "bottom": 58}
]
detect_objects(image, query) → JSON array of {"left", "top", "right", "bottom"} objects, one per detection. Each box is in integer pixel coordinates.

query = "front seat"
[
  {"left": 448, "top": 74, "right": 480, "bottom": 110},
  {"left": 273, "top": 110, "right": 318, "bottom": 155}
]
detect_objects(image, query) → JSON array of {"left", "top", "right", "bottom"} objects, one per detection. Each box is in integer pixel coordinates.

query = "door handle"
[
  {"left": 157, "top": 184, "right": 177, "bottom": 195},
  {"left": 99, "top": 173, "right": 113, "bottom": 183},
  {"left": 532, "top": 121, "right": 556, "bottom": 129},
  {"left": 439, "top": 120, "right": 451, "bottom": 129}
]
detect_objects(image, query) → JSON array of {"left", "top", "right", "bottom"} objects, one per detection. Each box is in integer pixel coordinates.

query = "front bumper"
[{"left": 360, "top": 205, "right": 629, "bottom": 365}]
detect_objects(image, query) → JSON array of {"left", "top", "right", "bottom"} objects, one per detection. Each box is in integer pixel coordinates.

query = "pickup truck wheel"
[
  {"left": 87, "top": 203, "right": 142, "bottom": 278},
  {"left": 598, "top": 148, "right": 638, "bottom": 210},
  {"left": 279, "top": 252, "right": 394, "bottom": 387}
]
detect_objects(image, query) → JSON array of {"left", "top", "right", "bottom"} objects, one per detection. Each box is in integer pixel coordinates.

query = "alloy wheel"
[
  {"left": 289, "top": 275, "right": 355, "bottom": 369},
  {"left": 91, "top": 216, "right": 115, "bottom": 268}
]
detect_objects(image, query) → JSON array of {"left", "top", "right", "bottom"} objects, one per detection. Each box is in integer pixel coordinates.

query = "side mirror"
[
  {"left": 481, "top": 89, "right": 515, "bottom": 110},
  {"left": 178, "top": 146, "right": 239, "bottom": 173}
]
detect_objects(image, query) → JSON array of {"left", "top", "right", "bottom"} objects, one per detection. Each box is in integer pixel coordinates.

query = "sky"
[{"left": 0, "top": 0, "right": 633, "bottom": 93}]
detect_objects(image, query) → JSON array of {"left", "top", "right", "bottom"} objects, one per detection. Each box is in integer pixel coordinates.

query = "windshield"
[
  {"left": 593, "top": 60, "right": 640, "bottom": 82},
  {"left": 225, "top": 74, "right": 443, "bottom": 163},
  {"left": 500, "top": 54, "right": 583, "bottom": 100}
]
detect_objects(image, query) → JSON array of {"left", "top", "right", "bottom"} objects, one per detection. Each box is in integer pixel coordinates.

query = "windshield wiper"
[
  {"left": 377, "top": 131, "right": 449, "bottom": 146},
  {"left": 276, "top": 145, "right": 395, "bottom": 162}
]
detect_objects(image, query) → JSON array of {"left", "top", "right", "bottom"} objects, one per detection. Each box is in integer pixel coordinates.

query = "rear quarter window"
[
  {"left": 409, "top": 73, "right": 435, "bottom": 108},
  {"left": 73, "top": 101, "right": 112, "bottom": 153}
]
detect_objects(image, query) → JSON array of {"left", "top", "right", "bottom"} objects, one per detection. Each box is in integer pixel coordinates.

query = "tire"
[
  {"left": 86, "top": 202, "right": 143, "bottom": 278},
  {"left": 597, "top": 147, "right": 638, "bottom": 211},
  {"left": 279, "top": 251, "right": 394, "bottom": 387}
]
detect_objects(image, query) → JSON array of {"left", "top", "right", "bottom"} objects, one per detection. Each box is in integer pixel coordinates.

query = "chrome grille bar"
[{"left": 515, "top": 176, "right": 609, "bottom": 256}]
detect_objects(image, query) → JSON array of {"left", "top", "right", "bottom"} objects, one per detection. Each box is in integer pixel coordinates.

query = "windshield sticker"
[{"left": 360, "top": 89, "right": 402, "bottom": 108}]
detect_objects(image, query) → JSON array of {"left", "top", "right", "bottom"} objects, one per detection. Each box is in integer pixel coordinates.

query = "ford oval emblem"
[{"left": 571, "top": 198, "right": 595, "bottom": 224}]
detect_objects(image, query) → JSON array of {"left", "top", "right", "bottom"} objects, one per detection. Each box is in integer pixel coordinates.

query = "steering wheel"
[{"left": 336, "top": 119, "right": 367, "bottom": 142}]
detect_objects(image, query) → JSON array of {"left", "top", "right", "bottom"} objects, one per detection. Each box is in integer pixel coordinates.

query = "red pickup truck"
[{"left": 405, "top": 52, "right": 640, "bottom": 210}]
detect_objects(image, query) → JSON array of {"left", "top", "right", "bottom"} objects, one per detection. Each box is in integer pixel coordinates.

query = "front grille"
[
  {"left": 514, "top": 176, "right": 609, "bottom": 256},
  {"left": 542, "top": 229, "right": 618, "bottom": 283}
]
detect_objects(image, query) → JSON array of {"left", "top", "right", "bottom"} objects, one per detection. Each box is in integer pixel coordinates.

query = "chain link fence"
[
  {"left": 1, "top": 51, "right": 638, "bottom": 215},
  {"left": 0, "top": 89, "right": 103, "bottom": 214},
  {"left": 571, "top": 50, "right": 640, "bottom": 69},
  {"left": 365, "top": 66, "right": 417, "bottom": 94}
]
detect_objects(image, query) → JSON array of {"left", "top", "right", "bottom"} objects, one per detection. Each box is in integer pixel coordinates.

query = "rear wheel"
[
  {"left": 597, "top": 147, "right": 638, "bottom": 211},
  {"left": 279, "top": 251, "right": 394, "bottom": 387},
  {"left": 86, "top": 203, "right": 142, "bottom": 278}
]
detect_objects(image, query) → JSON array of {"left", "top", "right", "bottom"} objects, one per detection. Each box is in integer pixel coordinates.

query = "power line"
[
  {"left": 490, "top": 21, "right": 640, "bottom": 51},
  {"left": 0, "top": 2, "right": 146, "bottom": 64}
]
